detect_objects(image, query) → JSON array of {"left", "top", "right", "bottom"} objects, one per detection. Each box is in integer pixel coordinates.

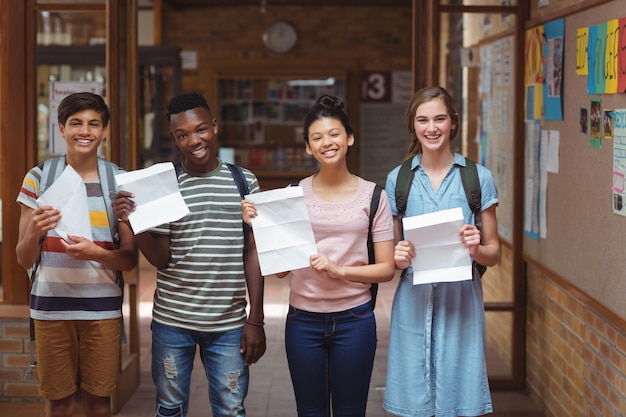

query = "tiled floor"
[{"left": 9, "top": 264, "right": 545, "bottom": 417}]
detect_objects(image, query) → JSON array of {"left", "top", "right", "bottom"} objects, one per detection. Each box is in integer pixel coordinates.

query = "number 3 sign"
[{"left": 361, "top": 71, "right": 391, "bottom": 103}]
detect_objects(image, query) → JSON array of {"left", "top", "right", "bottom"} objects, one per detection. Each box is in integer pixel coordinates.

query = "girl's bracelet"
[{"left": 245, "top": 319, "right": 265, "bottom": 327}]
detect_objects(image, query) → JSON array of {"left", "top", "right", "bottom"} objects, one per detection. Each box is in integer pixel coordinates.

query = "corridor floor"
[{"left": 9, "top": 262, "right": 545, "bottom": 417}]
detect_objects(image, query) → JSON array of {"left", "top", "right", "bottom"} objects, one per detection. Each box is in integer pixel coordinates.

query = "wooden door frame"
[
  {"left": 107, "top": 0, "right": 141, "bottom": 411},
  {"left": 0, "top": 0, "right": 29, "bottom": 304},
  {"left": 0, "top": 0, "right": 141, "bottom": 410}
]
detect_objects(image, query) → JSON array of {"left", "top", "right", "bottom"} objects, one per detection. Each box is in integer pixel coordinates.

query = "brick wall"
[
  {"left": 0, "top": 306, "right": 41, "bottom": 403},
  {"left": 526, "top": 266, "right": 626, "bottom": 417},
  {"left": 478, "top": 240, "right": 626, "bottom": 417},
  {"left": 161, "top": 5, "right": 413, "bottom": 103}
]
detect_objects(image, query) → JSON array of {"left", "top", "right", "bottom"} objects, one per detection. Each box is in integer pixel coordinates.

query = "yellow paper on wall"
[
  {"left": 604, "top": 19, "right": 618, "bottom": 93},
  {"left": 576, "top": 27, "right": 588, "bottom": 76}
]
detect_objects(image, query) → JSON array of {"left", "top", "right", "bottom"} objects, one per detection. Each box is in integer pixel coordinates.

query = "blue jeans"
[
  {"left": 151, "top": 320, "right": 248, "bottom": 417},
  {"left": 285, "top": 302, "right": 377, "bottom": 417}
]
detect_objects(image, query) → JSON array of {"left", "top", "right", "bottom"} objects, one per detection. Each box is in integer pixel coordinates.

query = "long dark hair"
[{"left": 404, "top": 86, "right": 459, "bottom": 160}]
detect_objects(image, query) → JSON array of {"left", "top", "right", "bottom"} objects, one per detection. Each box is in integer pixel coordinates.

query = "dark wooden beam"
[
  {"left": 163, "top": 0, "right": 411, "bottom": 9},
  {"left": 1, "top": 0, "right": 29, "bottom": 304}
]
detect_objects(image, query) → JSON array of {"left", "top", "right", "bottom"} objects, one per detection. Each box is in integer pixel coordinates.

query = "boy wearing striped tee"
[
  {"left": 16, "top": 92, "right": 138, "bottom": 417},
  {"left": 112, "top": 93, "right": 266, "bottom": 417}
]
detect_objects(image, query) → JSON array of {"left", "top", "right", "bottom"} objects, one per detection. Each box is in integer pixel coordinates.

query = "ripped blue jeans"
[{"left": 151, "top": 320, "right": 248, "bottom": 417}]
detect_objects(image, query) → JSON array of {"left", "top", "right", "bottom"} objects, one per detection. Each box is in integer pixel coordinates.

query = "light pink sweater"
[{"left": 288, "top": 175, "right": 394, "bottom": 313}]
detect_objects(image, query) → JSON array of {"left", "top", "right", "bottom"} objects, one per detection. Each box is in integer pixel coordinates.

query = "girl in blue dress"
[{"left": 383, "top": 86, "right": 500, "bottom": 417}]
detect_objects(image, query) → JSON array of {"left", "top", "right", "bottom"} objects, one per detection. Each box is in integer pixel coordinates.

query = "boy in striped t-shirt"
[
  {"left": 16, "top": 92, "right": 137, "bottom": 417},
  {"left": 112, "top": 93, "right": 266, "bottom": 417}
]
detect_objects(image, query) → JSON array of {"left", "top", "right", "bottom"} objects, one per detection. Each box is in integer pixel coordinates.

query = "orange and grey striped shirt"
[{"left": 17, "top": 165, "right": 122, "bottom": 321}]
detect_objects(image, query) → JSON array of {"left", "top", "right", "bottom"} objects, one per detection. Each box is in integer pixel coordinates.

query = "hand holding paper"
[
  {"left": 402, "top": 207, "right": 472, "bottom": 285},
  {"left": 114, "top": 162, "right": 190, "bottom": 234},
  {"left": 245, "top": 186, "right": 317, "bottom": 276},
  {"left": 60, "top": 234, "right": 101, "bottom": 260},
  {"left": 36, "top": 164, "right": 93, "bottom": 242}
]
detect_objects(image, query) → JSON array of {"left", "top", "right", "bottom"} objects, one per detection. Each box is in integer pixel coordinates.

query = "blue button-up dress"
[{"left": 383, "top": 153, "right": 498, "bottom": 417}]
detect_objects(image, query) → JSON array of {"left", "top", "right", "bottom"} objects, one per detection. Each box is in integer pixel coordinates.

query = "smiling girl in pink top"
[{"left": 242, "top": 95, "right": 395, "bottom": 417}]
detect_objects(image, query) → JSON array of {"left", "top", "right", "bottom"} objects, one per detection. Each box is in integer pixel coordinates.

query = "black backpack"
[
  {"left": 367, "top": 185, "right": 383, "bottom": 307},
  {"left": 394, "top": 157, "right": 487, "bottom": 277}
]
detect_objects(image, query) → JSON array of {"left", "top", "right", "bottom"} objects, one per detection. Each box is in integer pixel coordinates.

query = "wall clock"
[{"left": 262, "top": 21, "right": 298, "bottom": 54}]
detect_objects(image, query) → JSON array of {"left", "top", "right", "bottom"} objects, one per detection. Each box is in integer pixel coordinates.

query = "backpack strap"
[
  {"left": 226, "top": 162, "right": 250, "bottom": 197},
  {"left": 394, "top": 159, "right": 417, "bottom": 244},
  {"left": 460, "top": 158, "right": 487, "bottom": 277},
  {"left": 367, "top": 185, "right": 383, "bottom": 308},
  {"left": 225, "top": 163, "right": 252, "bottom": 249},
  {"left": 30, "top": 156, "right": 69, "bottom": 282},
  {"left": 460, "top": 158, "right": 482, "bottom": 231},
  {"left": 29, "top": 156, "right": 67, "bottom": 280},
  {"left": 97, "top": 157, "right": 121, "bottom": 249},
  {"left": 395, "top": 159, "right": 416, "bottom": 220},
  {"left": 367, "top": 185, "right": 383, "bottom": 264},
  {"left": 39, "top": 156, "right": 66, "bottom": 195}
]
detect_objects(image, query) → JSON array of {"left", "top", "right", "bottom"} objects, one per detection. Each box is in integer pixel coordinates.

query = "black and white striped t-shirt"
[{"left": 151, "top": 161, "right": 260, "bottom": 332}]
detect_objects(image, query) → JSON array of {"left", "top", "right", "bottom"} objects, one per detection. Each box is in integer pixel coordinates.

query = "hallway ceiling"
[{"left": 163, "top": 0, "right": 411, "bottom": 8}]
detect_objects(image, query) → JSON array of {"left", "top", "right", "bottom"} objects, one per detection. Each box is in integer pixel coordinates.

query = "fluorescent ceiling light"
[{"left": 287, "top": 77, "right": 336, "bottom": 87}]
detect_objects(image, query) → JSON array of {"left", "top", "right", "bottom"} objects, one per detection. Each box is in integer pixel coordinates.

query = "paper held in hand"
[
  {"left": 114, "top": 162, "right": 190, "bottom": 234},
  {"left": 36, "top": 164, "right": 93, "bottom": 242},
  {"left": 402, "top": 207, "right": 472, "bottom": 285},
  {"left": 245, "top": 186, "right": 317, "bottom": 276}
]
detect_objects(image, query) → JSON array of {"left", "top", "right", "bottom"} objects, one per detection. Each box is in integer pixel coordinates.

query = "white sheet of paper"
[
  {"left": 246, "top": 186, "right": 317, "bottom": 276},
  {"left": 115, "top": 162, "right": 190, "bottom": 234},
  {"left": 539, "top": 130, "right": 549, "bottom": 239},
  {"left": 36, "top": 165, "right": 93, "bottom": 242},
  {"left": 402, "top": 207, "right": 472, "bottom": 285},
  {"left": 547, "top": 130, "right": 560, "bottom": 174}
]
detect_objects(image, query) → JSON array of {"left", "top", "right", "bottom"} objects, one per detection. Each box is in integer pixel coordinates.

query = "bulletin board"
[{"left": 522, "top": 2, "right": 626, "bottom": 320}]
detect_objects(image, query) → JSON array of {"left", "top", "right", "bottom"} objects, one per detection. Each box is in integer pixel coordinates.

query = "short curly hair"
[{"left": 166, "top": 93, "right": 212, "bottom": 120}]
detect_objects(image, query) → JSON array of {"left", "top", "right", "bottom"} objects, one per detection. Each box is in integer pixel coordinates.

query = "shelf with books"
[{"left": 217, "top": 76, "right": 344, "bottom": 189}]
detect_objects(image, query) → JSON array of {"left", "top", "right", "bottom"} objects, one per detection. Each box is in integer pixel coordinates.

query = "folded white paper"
[
  {"left": 115, "top": 162, "right": 189, "bottom": 234},
  {"left": 246, "top": 186, "right": 317, "bottom": 276},
  {"left": 402, "top": 207, "right": 472, "bottom": 285},
  {"left": 36, "top": 164, "right": 93, "bottom": 242}
]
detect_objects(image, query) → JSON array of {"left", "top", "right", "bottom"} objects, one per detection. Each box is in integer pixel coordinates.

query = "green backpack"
[{"left": 394, "top": 157, "right": 487, "bottom": 277}]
